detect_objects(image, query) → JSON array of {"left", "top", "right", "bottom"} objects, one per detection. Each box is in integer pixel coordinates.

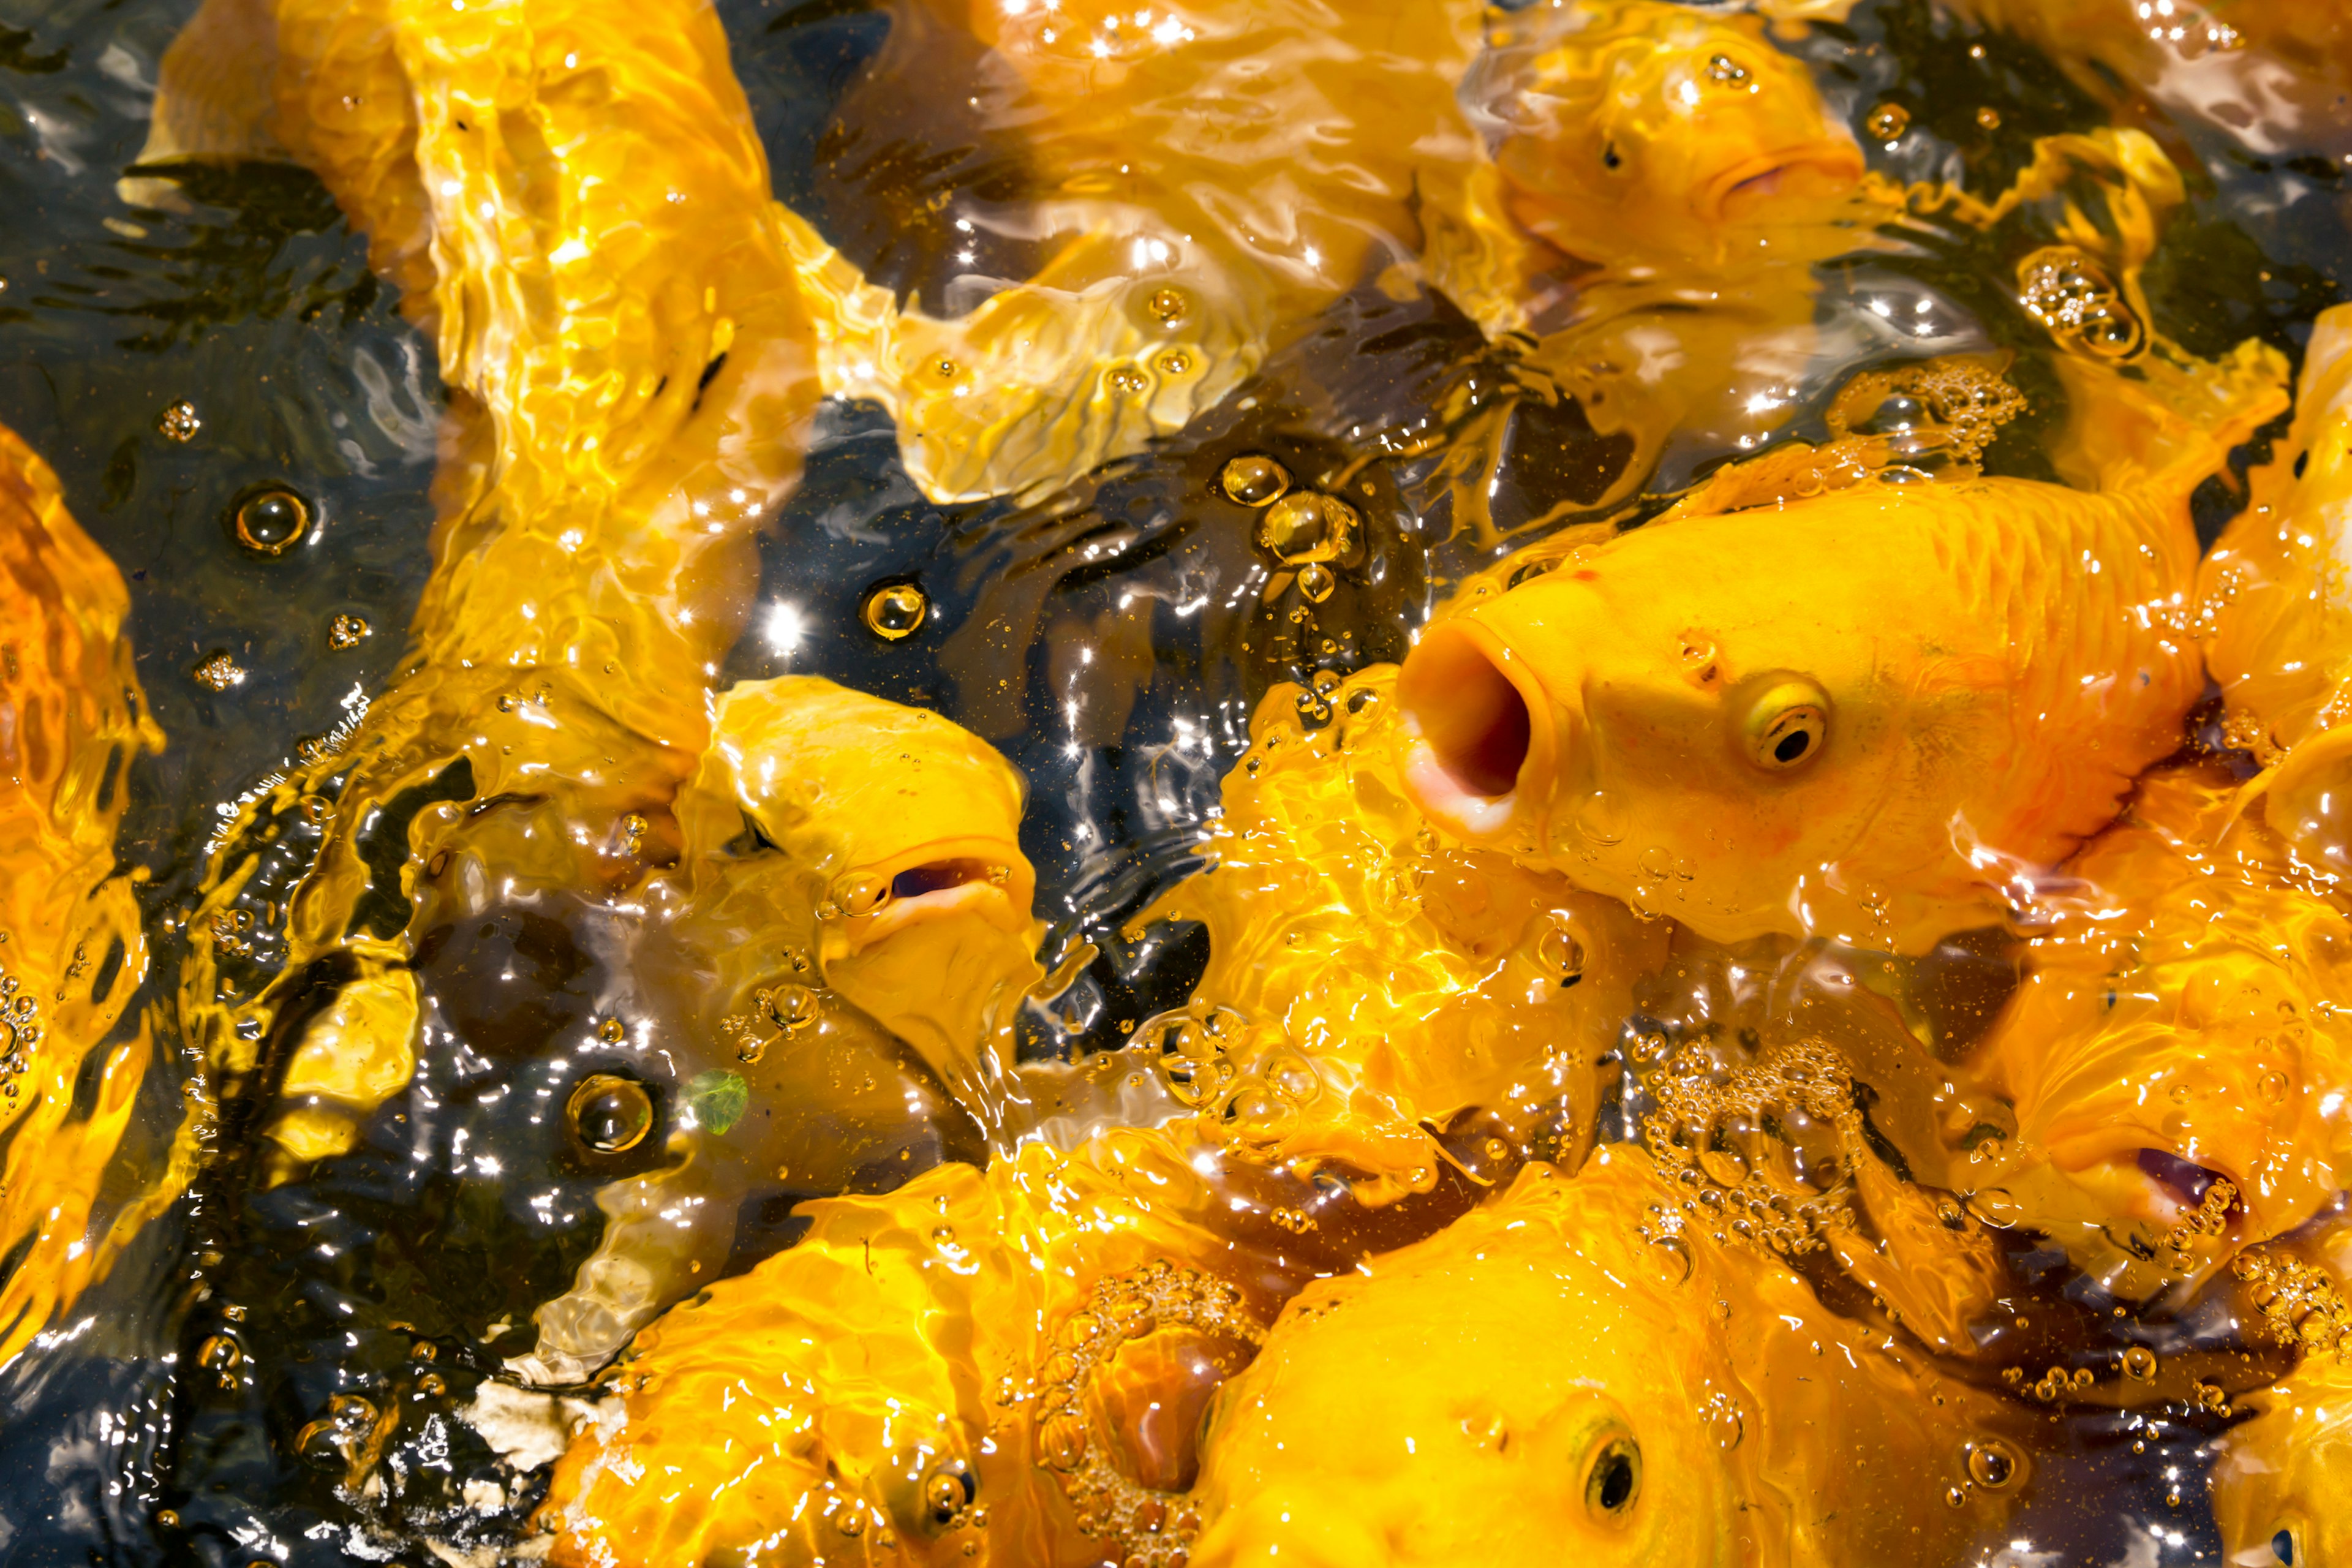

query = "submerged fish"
[
  {"left": 540, "top": 1136, "right": 2029, "bottom": 1567},
  {"left": 0, "top": 423, "right": 164, "bottom": 1366},
  {"left": 1391, "top": 337, "right": 2288, "bottom": 952},
  {"left": 1954, "top": 758, "right": 2352, "bottom": 1298},
  {"left": 2203, "top": 303, "right": 2352, "bottom": 883},
  {"left": 1188, "top": 1152, "right": 2031, "bottom": 1567},
  {"left": 135, "top": 0, "right": 1044, "bottom": 1390},
  {"left": 1947, "top": 0, "right": 2352, "bottom": 158}
]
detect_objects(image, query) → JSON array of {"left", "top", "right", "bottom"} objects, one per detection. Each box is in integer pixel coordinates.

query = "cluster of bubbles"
[
  {"left": 2235, "top": 1245, "right": 2352, "bottom": 1359},
  {"left": 1024, "top": 1262, "right": 1266, "bottom": 1568},
  {"left": 1138, "top": 1001, "right": 1324, "bottom": 1147},
  {"left": 1828, "top": 356, "right": 2032, "bottom": 478},
  {"left": 2016, "top": 244, "right": 2146, "bottom": 360},
  {"left": 0, "top": 960, "right": 43, "bottom": 1099},
  {"left": 1222, "top": 453, "right": 1362, "bottom": 606},
  {"left": 1636, "top": 1038, "right": 1863, "bottom": 1258}
]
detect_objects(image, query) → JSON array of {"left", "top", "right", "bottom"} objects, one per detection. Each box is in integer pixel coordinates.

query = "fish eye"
[
  {"left": 1585, "top": 1434, "right": 1642, "bottom": 1519},
  {"left": 1601, "top": 139, "right": 1623, "bottom": 172},
  {"left": 1738, "top": 676, "right": 1830, "bottom": 772}
]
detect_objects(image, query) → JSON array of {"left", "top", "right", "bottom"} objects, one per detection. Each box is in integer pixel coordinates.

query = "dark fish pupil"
[
  {"left": 1598, "top": 1453, "right": 1635, "bottom": 1510},
  {"left": 1775, "top": 729, "right": 1811, "bottom": 763}
]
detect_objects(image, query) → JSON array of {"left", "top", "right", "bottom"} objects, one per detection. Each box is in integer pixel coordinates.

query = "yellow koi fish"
[
  {"left": 1953, "top": 757, "right": 2352, "bottom": 1298},
  {"left": 2202, "top": 303, "right": 2352, "bottom": 885},
  {"left": 135, "top": 0, "right": 1047, "bottom": 1382},
  {"left": 0, "top": 424, "right": 165, "bottom": 1366},
  {"left": 538, "top": 1136, "right": 2030, "bottom": 1567},
  {"left": 1390, "top": 334, "right": 2287, "bottom": 952}
]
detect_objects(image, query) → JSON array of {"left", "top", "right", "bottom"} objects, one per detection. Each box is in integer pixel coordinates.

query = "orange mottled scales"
[
  {"left": 540, "top": 1141, "right": 2033, "bottom": 1567},
  {"left": 0, "top": 423, "right": 164, "bottom": 1365}
]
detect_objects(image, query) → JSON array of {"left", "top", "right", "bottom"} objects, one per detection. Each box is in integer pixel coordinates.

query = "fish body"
[
  {"left": 540, "top": 1128, "right": 1376, "bottom": 1567},
  {"left": 141, "top": 0, "right": 1043, "bottom": 1387},
  {"left": 0, "top": 425, "right": 164, "bottom": 1366},
  {"left": 1191, "top": 1152, "right": 2029, "bottom": 1568},
  {"left": 541, "top": 1138, "right": 2027, "bottom": 1567},
  {"left": 1396, "top": 463, "right": 2211, "bottom": 951}
]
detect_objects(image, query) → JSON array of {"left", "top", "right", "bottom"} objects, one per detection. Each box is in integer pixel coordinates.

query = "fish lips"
[
  {"left": 828, "top": 837, "right": 1038, "bottom": 958},
  {"left": 1702, "top": 142, "right": 1866, "bottom": 222},
  {"left": 1394, "top": 617, "right": 1574, "bottom": 850}
]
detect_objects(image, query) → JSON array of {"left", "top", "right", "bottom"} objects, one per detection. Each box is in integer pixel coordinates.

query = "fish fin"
[
  {"left": 1828, "top": 1140, "right": 2009, "bottom": 1358},
  {"left": 2045, "top": 335, "right": 2293, "bottom": 497},
  {"left": 120, "top": 0, "right": 288, "bottom": 209}
]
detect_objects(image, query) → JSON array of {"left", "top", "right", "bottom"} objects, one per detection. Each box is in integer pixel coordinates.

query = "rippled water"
[{"left": 1, "top": 0, "right": 2347, "bottom": 1559}]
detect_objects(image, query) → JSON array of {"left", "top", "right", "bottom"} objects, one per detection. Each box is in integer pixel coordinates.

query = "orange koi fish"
[
  {"left": 1392, "top": 327, "right": 2287, "bottom": 952},
  {"left": 538, "top": 1136, "right": 2029, "bottom": 1567}
]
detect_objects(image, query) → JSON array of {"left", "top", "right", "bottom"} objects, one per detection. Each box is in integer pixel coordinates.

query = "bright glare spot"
[{"left": 765, "top": 603, "right": 807, "bottom": 655}]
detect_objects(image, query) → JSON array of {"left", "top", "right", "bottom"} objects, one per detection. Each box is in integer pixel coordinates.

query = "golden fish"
[
  {"left": 2201, "top": 303, "right": 2352, "bottom": 892},
  {"left": 1952, "top": 757, "right": 2352, "bottom": 1297},
  {"left": 1945, "top": 0, "right": 2352, "bottom": 156},
  {"left": 1188, "top": 1151, "right": 2030, "bottom": 1567},
  {"left": 777, "top": 0, "right": 1487, "bottom": 503},
  {"left": 539, "top": 1136, "right": 2031, "bottom": 1567},
  {"left": 1389, "top": 339, "right": 2288, "bottom": 952},
  {"left": 139, "top": 0, "right": 1048, "bottom": 1381},
  {"left": 1131, "top": 662, "right": 1668, "bottom": 1193},
  {"left": 0, "top": 423, "right": 165, "bottom": 1366},
  {"left": 1427, "top": 24, "right": 2203, "bottom": 530}
]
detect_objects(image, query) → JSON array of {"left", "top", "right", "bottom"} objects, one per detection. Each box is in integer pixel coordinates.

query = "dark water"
[{"left": 0, "top": 0, "right": 2343, "bottom": 1559}]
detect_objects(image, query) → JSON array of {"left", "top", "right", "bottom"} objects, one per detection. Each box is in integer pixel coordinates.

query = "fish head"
[
  {"left": 1966, "top": 763, "right": 2352, "bottom": 1291},
  {"left": 1393, "top": 511, "right": 1947, "bottom": 945},
  {"left": 1189, "top": 1163, "right": 1739, "bottom": 1566},
  {"left": 1468, "top": 0, "right": 1866, "bottom": 268},
  {"left": 682, "top": 676, "right": 1042, "bottom": 1105}
]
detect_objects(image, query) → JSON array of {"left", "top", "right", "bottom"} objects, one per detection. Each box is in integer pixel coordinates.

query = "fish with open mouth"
[
  {"left": 538, "top": 1136, "right": 2030, "bottom": 1567},
  {"left": 137, "top": 0, "right": 1046, "bottom": 1386},
  {"left": 1389, "top": 301, "right": 2290, "bottom": 951}
]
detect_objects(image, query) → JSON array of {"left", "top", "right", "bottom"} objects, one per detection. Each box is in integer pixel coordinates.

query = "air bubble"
[
  {"left": 862, "top": 582, "right": 929, "bottom": 641},
  {"left": 568, "top": 1073, "right": 654, "bottom": 1153},
  {"left": 233, "top": 488, "right": 312, "bottom": 557},
  {"left": 1256, "top": 492, "right": 1359, "bottom": 565},
  {"left": 1964, "top": 1438, "right": 2019, "bottom": 1489}
]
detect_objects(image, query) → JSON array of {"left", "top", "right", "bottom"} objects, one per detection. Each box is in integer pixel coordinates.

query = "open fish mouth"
[
  {"left": 1394, "top": 619, "right": 1554, "bottom": 842},
  {"left": 1704, "top": 145, "right": 1866, "bottom": 219},
  {"left": 837, "top": 839, "right": 1034, "bottom": 954}
]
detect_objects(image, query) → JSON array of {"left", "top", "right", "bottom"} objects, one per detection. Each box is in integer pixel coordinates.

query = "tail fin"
[
  {"left": 2201, "top": 303, "right": 2352, "bottom": 754},
  {"left": 119, "top": 0, "right": 285, "bottom": 208}
]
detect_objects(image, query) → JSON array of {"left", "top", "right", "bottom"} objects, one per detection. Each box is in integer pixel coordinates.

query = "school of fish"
[{"left": 3, "top": 0, "right": 2352, "bottom": 1561}]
